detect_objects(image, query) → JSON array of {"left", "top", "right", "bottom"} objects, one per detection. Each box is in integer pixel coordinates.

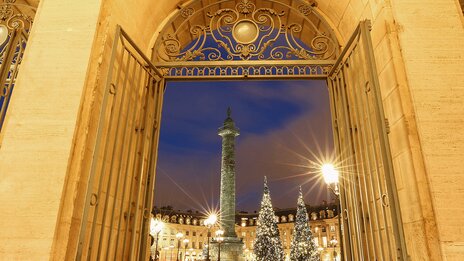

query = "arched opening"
[{"left": 75, "top": 1, "right": 408, "bottom": 260}]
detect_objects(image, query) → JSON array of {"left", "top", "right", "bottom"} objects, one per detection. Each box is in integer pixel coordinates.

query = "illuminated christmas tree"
[
  {"left": 290, "top": 187, "right": 319, "bottom": 261},
  {"left": 253, "top": 177, "right": 284, "bottom": 261}
]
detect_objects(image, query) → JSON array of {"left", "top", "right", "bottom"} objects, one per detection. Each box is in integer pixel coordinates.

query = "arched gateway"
[{"left": 76, "top": 0, "right": 408, "bottom": 260}]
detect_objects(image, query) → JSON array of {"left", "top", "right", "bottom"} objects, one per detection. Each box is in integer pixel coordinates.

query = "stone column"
[
  {"left": 0, "top": 0, "right": 102, "bottom": 259},
  {"left": 218, "top": 107, "right": 239, "bottom": 238}
]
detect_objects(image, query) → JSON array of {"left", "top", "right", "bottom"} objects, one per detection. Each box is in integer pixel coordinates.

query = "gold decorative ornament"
[{"left": 154, "top": 0, "right": 338, "bottom": 62}]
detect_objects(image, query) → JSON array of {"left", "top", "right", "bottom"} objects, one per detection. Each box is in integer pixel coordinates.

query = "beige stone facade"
[{"left": 0, "top": 0, "right": 463, "bottom": 260}]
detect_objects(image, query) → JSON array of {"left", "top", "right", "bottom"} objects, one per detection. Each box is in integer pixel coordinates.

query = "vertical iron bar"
[
  {"left": 115, "top": 72, "right": 151, "bottom": 258},
  {"left": 76, "top": 26, "right": 121, "bottom": 260},
  {"left": 340, "top": 64, "right": 373, "bottom": 261},
  {"left": 361, "top": 20, "right": 408, "bottom": 260},
  {"left": 326, "top": 79, "right": 349, "bottom": 261},
  {"left": 132, "top": 70, "right": 158, "bottom": 260},
  {"left": 332, "top": 76, "right": 355, "bottom": 261},
  {"left": 139, "top": 79, "right": 166, "bottom": 260},
  {"left": 128, "top": 79, "right": 157, "bottom": 259},
  {"left": 345, "top": 50, "right": 384, "bottom": 260},
  {"left": 335, "top": 68, "right": 366, "bottom": 260},
  {"left": 122, "top": 76, "right": 156, "bottom": 260},
  {"left": 333, "top": 73, "right": 359, "bottom": 260},
  {"left": 90, "top": 45, "right": 134, "bottom": 260},
  {"left": 362, "top": 64, "right": 393, "bottom": 260},
  {"left": 103, "top": 55, "right": 145, "bottom": 259}
]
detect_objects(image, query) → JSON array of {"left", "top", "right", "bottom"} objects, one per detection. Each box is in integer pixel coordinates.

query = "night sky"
[{"left": 154, "top": 79, "right": 334, "bottom": 213}]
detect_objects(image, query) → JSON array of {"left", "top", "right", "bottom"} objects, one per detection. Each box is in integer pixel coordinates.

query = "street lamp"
[
  {"left": 204, "top": 213, "right": 218, "bottom": 261},
  {"left": 163, "top": 246, "right": 170, "bottom": 261},
  {"left": 150, "top": 218, "right": 165, "bottom": 261},
  {"left": 170, "top": 245, "right": 175, "bottom": 261},
  {"left": 176, "top": 232, "right": 184, "bottom": 261},
  {"left": 321, "top": 163, "right": 343, "bottom": 261},
  {"left": 330, "top": 237, "right": 338, "bottom": 261},
  {"left": 182, "top": 238, "right": 189, "bottom": 261},
  {"left": 215, "top": 229, "right": 224, "bottom": 261},
  {"left": 321, "top": 163, "right": 340, "bottom": 195}
]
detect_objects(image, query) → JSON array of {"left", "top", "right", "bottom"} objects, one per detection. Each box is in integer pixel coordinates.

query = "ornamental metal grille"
[
  {"left": 0, "top": 0, "right": 35, "bottom": 134},
  {"left": 152, "top": 0, "right": 339, "bottom": 79}
]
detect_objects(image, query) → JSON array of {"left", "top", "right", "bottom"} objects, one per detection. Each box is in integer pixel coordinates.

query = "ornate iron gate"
[
  {"left": 76, "top": 26, "right": 165, "bottom": 260},
  {"left": 0, "top": 0, "right": 35, "bottom": 133},
  {"left": 77, "top": 2, "right": 409, "bottom": 259},
  {"left": 327, "top": 21, "right": 408, "bottom": 260}
]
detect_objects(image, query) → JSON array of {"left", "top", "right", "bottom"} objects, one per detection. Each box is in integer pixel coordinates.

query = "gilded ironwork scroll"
[
  {"left": 0, "top": 0, "right": 35, "bottom": 133},
  {"left": 154, "top": 0, "right": 338, "bottom": 63}
]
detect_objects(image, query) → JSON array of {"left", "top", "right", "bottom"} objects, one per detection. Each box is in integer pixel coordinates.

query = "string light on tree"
[
  {"left": 289, "top": 187, "right": 319, "bottom": 261},
  {"left": 253, "top": 176, "right": 285, "bottom": 261}
]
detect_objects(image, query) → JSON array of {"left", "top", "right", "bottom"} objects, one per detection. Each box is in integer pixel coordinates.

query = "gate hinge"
[{"left": 385, "top": 118, "right": 391, "bottom": 134}]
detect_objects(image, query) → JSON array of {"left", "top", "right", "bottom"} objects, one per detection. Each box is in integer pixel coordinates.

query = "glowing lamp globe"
[{"left": 321, "top": 163, "right": 339, "bottom": 184}]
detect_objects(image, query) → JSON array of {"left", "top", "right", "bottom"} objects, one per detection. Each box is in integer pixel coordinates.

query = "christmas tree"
[
  {"left": 253, "top": 177, "right": 285, "bottom": 261},
  {"left": 290, "top": 187, "right": 319, "bottom": 261}
]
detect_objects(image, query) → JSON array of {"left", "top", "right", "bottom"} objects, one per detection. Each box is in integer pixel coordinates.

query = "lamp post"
[
  {"left": 175, "top": 232, "right": 184, "bottom": 261},
  {"left": 321, "top": 163, "right": 343, "bottom": 261},
  {"left": 204, "top": 214, "right": 217, "bottom": 261},
  {"left": 163, "top": 246, "right": 170, "bottom": 261},
  {"left": 330, "top": 237, "right": 338, "bottom": 261},
  {"left": 150, "top": 218, "right": 165, "bottom": 261},
  {"left": 214, "top": 229, "right": 224, "bottom": 261},
  {"left": 182, "top": 238, "right": 189, "bottom": 261},
  {"left": 170, "top": 245, "right": 175, "bottom": 261}
]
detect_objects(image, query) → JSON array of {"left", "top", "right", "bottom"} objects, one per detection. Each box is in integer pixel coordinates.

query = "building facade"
[{"left": 153, "top": 204, "right": 340, "bottom": 261}]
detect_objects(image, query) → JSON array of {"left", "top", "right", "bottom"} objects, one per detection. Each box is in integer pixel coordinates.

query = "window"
[
  {"left": 322, "top": 236, "right": 327, "bottom": 247},
  {"left": 186, "top": 231, "right": 189, "bottom": 236},
  {"left": 330, "top": 225, "right": 335, "bottom": 232},
  {"left": 193, "top": 231, "right": 196, "bottom": 236},
  {"left": 313, "top": 238, "right": 319, "bottom": 247},
  {"left": 322, "top": 226, "right": 326, "bottom": 232},
  {"left": 241, "top": 232, "right": 246, "bottom": 237}
]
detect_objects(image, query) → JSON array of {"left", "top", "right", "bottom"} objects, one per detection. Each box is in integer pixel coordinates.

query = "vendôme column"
[{"left": 216, "top": 108, "right": 244, "bottom": 260}]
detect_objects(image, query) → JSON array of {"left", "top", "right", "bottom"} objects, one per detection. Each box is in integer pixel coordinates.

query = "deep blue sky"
[{"left": 154, "top": 80, "right": 334, "bottom": 212}]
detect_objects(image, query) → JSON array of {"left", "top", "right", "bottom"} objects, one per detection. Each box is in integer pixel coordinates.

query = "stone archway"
[
  {"left": 2, "top": 0, "right": 458, "bottom": 260},
  {"left": 72, "top": 0, "right": 414, "bottom": 260}
]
